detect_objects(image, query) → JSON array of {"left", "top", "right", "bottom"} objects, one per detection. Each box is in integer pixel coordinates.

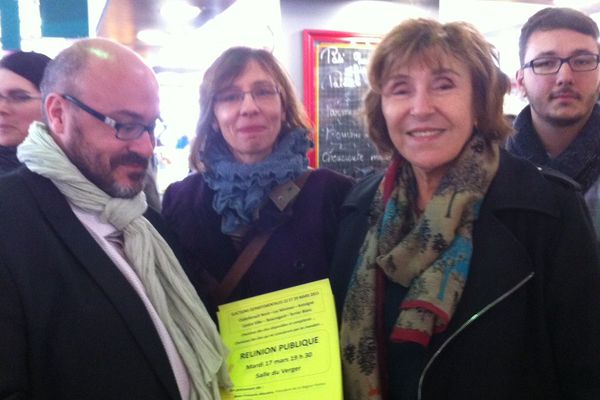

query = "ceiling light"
[
  {"left": 160, "top": 1, "right": 201, "bottom": 23},
  {"left": 137, "top": 29, "right": 169, "bottom": 46}
]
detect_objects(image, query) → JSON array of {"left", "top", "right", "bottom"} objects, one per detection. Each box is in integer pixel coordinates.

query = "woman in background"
[
  {"left": 162, "top": 47, "right": 353, "bottom": 314},
  {"left": 0, "top": 51, "right": 51, "bottom": 173},
  {"left": 331, "top": 19, "right": 600, "bottom": 399}
]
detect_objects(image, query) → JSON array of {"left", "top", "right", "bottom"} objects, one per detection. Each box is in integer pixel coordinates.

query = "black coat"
[
  {"left": 331, "top": 150, "right": 600, "bottom": 400},
  {"left": 162, "top": 168, "right": 353, "bottom": 312},
  {"left": 0, "top": 168, "right": 183, "bottom": 400},
  {"left": 0, "top": 145, "right": 20, "bottom": 175}
]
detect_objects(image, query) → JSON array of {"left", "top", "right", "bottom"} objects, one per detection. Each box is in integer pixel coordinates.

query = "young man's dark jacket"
[
  {"left": 506, "top": 104, "right": 600, "bottom": 240},
  {"left": 331, "top": 150, "right": 600, "bottom": 400}
]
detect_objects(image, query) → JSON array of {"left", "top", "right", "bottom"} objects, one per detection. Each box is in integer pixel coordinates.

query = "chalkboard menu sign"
[{"left": 303, "top": 30, "right": 388, "bottom": 178}]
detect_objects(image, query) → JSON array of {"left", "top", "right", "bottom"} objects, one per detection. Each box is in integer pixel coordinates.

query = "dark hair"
[
  {"left": 519, "top": 7, "right": 600, "bottom": 65},
  {"left": 364, "top": 18, "right": 512, "bottom": 157},
  {"left": 189, "top": 46, "right": 311, "bottom": 171},
  {"left": 0, "top": 51, "right": 51, "bottom": 90}
]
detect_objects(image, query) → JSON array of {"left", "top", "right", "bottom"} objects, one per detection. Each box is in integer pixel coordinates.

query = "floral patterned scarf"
[{"left": 340, "top": 133, "right": 499, "bottom": 399}]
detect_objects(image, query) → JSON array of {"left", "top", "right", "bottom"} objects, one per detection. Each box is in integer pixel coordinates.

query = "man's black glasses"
[
  {"left": 522, "top": 54, "right": 600, "bottom": 75},
  {"left": 61, "top": 94, "right": 166, "bottom": 141}
]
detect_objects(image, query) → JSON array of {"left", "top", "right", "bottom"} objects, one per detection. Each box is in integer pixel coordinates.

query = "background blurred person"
[
  {"left": 331, "top": 18, "right": 600, "bottom": 400},
  {"left": 507, "top": 7, "right": 600, "bottom": 241},
  {"left": 143, "top": 154, "right": 162, "bottom": 212},
  {"left": 0, "top": 50, "right": 50, "bottom": 174},
  {"left": 162, "top": 47, "right": 353, "bottom": 315}
]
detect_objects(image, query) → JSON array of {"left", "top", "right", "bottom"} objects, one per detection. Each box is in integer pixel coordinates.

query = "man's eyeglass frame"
[
  {"left": 521, "top": 54, "right": 600, "bottom": 75},
  {"left": 61, "top": 94, "right": 164, "bottom": 141}
]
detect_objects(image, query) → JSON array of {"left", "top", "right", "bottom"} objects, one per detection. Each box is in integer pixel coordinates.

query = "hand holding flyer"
[{"left": 218, "top": 279, "right": 342, "bottom": 399}]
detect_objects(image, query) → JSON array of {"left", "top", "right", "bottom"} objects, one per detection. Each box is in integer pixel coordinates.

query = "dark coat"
[
  {"left": 331, "top": 150, "right": 600, "bottom": 400},
  {"left": 0, "top": 145, "right": 20, "bottom": 175},
  {"left": 162, "top": 168, "right": 353, "bottom": 313},
  {"left": 0, "top": 168, "right": 183, "bottom": 400}
]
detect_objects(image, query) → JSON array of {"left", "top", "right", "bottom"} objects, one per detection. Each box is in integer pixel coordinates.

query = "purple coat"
[{"left": 162, "top": 168, "right": 353, "bottom": 311}]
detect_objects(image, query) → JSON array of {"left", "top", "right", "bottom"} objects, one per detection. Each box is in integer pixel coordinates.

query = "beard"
[
  {"left": 529, "top": 85, "right": 598, "bottom": 128},
  {"left": 542, "top": 114, "right": 583, "bottom": 127},
  {"left": 65, "top": 123, "right": 149, "bottom": 198}
]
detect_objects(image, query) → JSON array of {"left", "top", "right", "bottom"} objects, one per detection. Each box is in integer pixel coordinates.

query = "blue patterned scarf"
[
  {"left": 340, "top": 133, "right": 499, "bottom": 400},
  {"left": 201, "top": 128, "right": 311, "bottom": 235}
]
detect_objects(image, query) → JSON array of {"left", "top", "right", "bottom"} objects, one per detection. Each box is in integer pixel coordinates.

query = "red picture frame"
[{"left": 302, "top": 30, "right": 381, "bottom": 170}]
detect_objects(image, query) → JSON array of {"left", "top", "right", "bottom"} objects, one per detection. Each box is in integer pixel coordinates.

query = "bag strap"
[{"left": 212, "top": 170, "right": 313, "bottom": 305}]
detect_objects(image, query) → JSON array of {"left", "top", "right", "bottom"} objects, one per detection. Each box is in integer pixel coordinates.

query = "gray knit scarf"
[{"left": 18, "top": 122, "right": 231, "bottom": 399}]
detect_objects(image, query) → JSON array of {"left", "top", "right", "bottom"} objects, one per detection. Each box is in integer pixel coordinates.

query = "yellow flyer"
[{"left": 217, "top": 279, "right": 342, "bottom": 399}]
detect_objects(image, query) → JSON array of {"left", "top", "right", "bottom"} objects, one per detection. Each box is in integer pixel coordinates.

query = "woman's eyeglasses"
[
  {"left": 0, "top": 90, "right": 41, "bottom": 104},
  {"left": 213, "top": 85, "right": 280, "bottom": 109}
]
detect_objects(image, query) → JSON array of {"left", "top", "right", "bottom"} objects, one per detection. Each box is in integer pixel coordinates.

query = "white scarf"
[{"left": 18, "top": 122, "right": 231, "bottom": 399}]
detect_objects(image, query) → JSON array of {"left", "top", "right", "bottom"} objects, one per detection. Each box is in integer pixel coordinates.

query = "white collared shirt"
[{"left": 70, "top": 205, "right": 191, "bottom": 400}]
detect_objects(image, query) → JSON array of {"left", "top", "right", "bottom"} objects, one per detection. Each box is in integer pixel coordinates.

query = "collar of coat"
[{"left": 508, "top": 104, "right": 600, "bottom": 192}]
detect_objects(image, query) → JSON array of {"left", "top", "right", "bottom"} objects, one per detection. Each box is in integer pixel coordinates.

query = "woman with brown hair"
[
  {"left": 162, "top": 47, "right": 353, "bottom": 314},
  {"left": 331, "top": 19, "right": 600, "bottom": 399}
]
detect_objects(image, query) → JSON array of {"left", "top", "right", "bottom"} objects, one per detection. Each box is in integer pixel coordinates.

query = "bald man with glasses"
[
  {"left": 507, "top": 7, "right": 600, "bottom": 241},
  {"left": 0, "top": 38, "right": 230, "bottom": 400}
]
